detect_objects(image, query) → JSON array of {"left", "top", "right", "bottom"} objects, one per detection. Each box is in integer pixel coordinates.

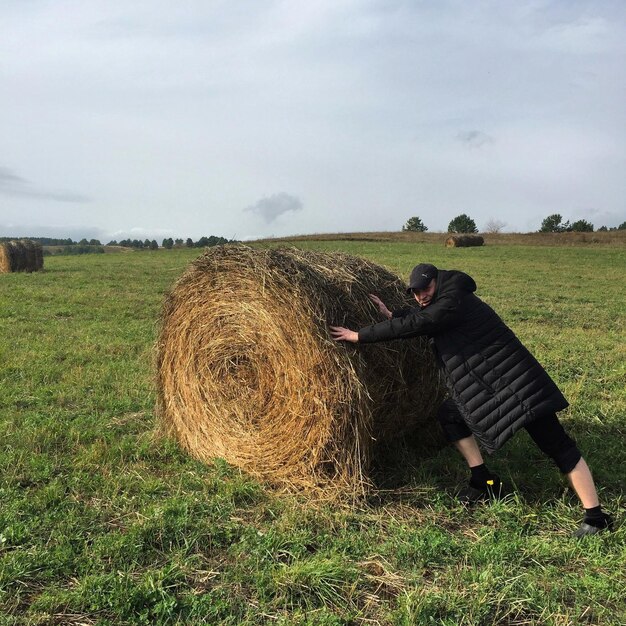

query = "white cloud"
[
  {"left": 456, "top": 131, "right": 495, "bottom": 149},
  {"left": 244, "top": 192, "right": 303, "bottom": 223}
]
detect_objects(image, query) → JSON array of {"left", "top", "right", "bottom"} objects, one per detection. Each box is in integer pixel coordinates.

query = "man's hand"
[
  {"left": 369, "top": 294, "right": 392, "bottom": 320},
  {"left": 330, "top": 326, "right": 359, "bottom": 343}
]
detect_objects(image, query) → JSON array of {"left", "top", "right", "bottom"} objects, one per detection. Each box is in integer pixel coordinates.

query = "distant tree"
[
  {"left": 2, "top": 237, "right": 76, "bottom": 246},
  {"left": 150, "top": 240, "right": 159, "bottom": 250},
  {"left": 402, "top": 216, "right": 428, "bottom": 232},
  {"left": 78, "top": 238, "right": 89, "bottom": 246},
  {"left": 143, "top": 239, "right": 151, "bottom": 249},
  {"left": 597, "top": 226, "right": 608, "bottom": 232},
  {"left": 106, "top": 240, "right": 118, "bottom": 246},
  {"left": 186, "top": 235, "right": 229, "bottom": 248},
  {"left": 186, "top": 238, "right": 194, "bottom": 248},
  {"left": 448, "top": 214, "right": 478, "bottom": 234},
  {"left": 539, "top": 214, "right": 570, "bottom": 233},
  {"left": 618, "top": 221, "right": 626, "bottom": 230},
  {"left": 483, "top": 219, "right": 506, "bottom": 234},
  {"left": 89, "top": 239, "right": 102, "bottom": 246},
  {"left": 570, "top": 219, "right": 594, "bottom": 232},
  {"left": 174, "top": 238, "right": 183, "bottom": 247},
  {"left": 162, "top": 238, "right": 174, "bottom": 249}
]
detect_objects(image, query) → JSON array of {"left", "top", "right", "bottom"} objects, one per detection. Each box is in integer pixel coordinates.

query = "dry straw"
[
  {"left": 445, "top": 235, "right": 484, "bottom": 248},
  {"left": 156, "top": 245, "right": 445, "bottom": 494},
  {"left": 0, "top": 240, "right": 44, "bottom": 273}
]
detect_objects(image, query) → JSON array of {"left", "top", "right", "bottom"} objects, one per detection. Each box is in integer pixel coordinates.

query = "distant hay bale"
[
  {"left": 22, "top": 240, "right": 38, "bottom": 271},
  {"left": 0, "top": 243, "right": 10, "bottom": 273},
  {"left": 11, "top": 241, "right": 26, "bottom": 271},
  {"left": 0, "top": 240, "right": 44, "bottom": 273},
  {"left": 156, "top": 244, "right": 446, "bottom": 493},
  {"left": 445, "top": 235, "right": 484, "bottom": 248}
]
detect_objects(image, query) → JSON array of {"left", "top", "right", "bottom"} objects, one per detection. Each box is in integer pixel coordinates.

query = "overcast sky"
[{"left": 1, "top": 1, "right": 625, "bottom": 241}]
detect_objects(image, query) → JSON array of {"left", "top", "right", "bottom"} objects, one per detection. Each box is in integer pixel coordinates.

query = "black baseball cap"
[{"left": 406, "top": 263, "right": 438, "bottom": 293}]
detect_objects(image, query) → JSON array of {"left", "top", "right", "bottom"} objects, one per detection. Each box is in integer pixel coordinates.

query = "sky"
[{"left": 1, "top": 1, "right": 625, "bottom": 242}]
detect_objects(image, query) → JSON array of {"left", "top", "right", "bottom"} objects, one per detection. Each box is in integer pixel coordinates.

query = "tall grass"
[{"left": 0, "top": 243, "right": 624, "bottom": 625}]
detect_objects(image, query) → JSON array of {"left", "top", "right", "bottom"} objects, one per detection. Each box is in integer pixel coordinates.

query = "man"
[{"left": 330, "top": 263, "right": 612, "bottom": 537}]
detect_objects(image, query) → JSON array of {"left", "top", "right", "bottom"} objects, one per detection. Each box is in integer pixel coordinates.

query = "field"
[{"left": 0, "top": 238, "right": 625, "bottom": 625}]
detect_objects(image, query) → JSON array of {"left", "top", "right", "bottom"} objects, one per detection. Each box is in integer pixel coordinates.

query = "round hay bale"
[
  {"left": 156, "top": 244, "right": 446, "bottom": 493},
  {"left": 9, "top": 241, "right": 27, "bottom": 272},
  {"left": 21, "top": 240, "right": 38, "bottom": 272},
  {"left": 445, "top": 235, "right": 484, "bottom": 247},
  {"left": 34, "top": 242, "right": 44, "bottom": 270},
  {"left": 0, "top": 240, "right": 44, "bottom": 272}
]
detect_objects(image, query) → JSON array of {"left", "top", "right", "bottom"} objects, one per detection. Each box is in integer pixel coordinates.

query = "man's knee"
[
  {"left": 525, "top": 413, "right": 582, "bottom": 474},
  {"left": 436, "top": 399, "right": 472, "bottom": 442}
]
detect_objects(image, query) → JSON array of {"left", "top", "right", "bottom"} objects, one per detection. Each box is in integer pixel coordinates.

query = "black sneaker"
[
  {"left": 573, "top": 513, "right": 614, "bottom": 538},
  {"left": 458, "top": 475, "right": 504, "bottom": 505}
]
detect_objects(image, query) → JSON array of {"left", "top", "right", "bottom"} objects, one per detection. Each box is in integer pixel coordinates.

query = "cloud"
[
  {"left": 108, "top": 227, "right": 175, "bottom": 241},
  {"left": 0, "top": 167, "right": 25, "bottom": 184},
  {"left": 0, "top": 166, "right": 90, "bottom": 203},
  {"left": 456, "top": 130, "right": 495, "bottom": 149},
  {"left": 244, "top": 192, "right": 303, "bottom": 223}
]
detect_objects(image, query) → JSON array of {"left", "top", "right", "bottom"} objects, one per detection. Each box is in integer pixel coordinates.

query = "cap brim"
[{"left": 406, "top": 280, "right": 430, "bottom": 293}]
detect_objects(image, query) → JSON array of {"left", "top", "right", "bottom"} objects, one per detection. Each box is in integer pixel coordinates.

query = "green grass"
[{"left": 0, "top": 243, "right": 624, "bottom": 625}]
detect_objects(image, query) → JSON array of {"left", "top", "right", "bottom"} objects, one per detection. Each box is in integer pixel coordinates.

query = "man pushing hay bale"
[{"left": 156, "top": 244, "right": 445, "bottom": 493}]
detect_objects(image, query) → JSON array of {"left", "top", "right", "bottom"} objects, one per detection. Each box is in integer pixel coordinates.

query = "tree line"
[
  {"left": 402, "top": 214, "right": 626, "bottom": 233},
  {"left": 0, "top": 237, "right": 102, "bottom": 246},
  {"left": 0, "top": 235, "right": 235, "bottom": 250},
  {"left": 107, "top": 236, "right": 233, "bottom": 249}
]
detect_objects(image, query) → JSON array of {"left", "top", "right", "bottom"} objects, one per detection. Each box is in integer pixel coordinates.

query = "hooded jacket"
[{"left": 358, "top": 270, "right": 568, "bottom": 452}]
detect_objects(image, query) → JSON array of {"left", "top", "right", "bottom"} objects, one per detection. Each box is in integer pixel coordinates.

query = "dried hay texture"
[
  {"left": 0, "top": 240, "right": 44, "bottom": 273},
  {"left": 156, "top": 244, "right": 446, "bottom": 494},
  {"left": 445, "top": 235, "right": 485, "bottom": 248},
  {"left": 0, "top": 243, "right": 10, "bottom": 274}
]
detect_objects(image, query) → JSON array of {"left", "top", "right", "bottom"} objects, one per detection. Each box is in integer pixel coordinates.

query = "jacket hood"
[{"left": 430, "top": 270, "right": 477, "bottom": 305}]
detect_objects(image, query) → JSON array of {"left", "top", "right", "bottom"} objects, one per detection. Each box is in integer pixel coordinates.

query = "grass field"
[{"left": 1, "top": 239, "right": 625, "bottom": 625}]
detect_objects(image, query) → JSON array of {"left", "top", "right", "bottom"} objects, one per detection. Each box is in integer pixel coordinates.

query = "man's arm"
[
  {"left": 358, "top": 293, "right": 463, "bottom": 343},
  {"left": 330, "top": 294, "right": 412, "bottom": 343}
]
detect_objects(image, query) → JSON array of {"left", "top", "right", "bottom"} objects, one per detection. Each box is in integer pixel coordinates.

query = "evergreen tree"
[
  {"left": 570, "top": 220, "right": 594, "bottom": 232},
  {"left": 539, "top": 214, "right": 570, "bottom": 232},
  {"left": 402, "top": 216, "right": 428, "bottom": 232},
  {"left": 448, "top": 214, "right": 478, "bottom": 233}
]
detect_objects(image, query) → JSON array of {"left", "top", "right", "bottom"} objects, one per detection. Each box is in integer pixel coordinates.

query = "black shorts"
[{"left": 436, "top": 399, "right": 582, "bottom": 473}]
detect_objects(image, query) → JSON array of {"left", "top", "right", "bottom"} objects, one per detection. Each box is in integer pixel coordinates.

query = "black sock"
[
  {"left": 584, "top": 506, "right": 612, "bottom": 528},
  {"left": 469, "top": 464, "right": 493, "bottom": 488}
]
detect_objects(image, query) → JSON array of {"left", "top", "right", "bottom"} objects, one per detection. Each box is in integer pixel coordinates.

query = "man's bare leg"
[
  {"left": 567, "top": 457, "right": 599, "bottom": 508},
  {"left": 454, "top": 435, "right": 484, "bottom": 467},
  {"left": 453, "top": 435, "right": 502, "bottom": 503}
]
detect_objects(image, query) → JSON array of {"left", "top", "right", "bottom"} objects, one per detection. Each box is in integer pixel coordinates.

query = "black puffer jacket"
[{"left": 358, "top": 270, "right": 568, "bottom": 452}]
